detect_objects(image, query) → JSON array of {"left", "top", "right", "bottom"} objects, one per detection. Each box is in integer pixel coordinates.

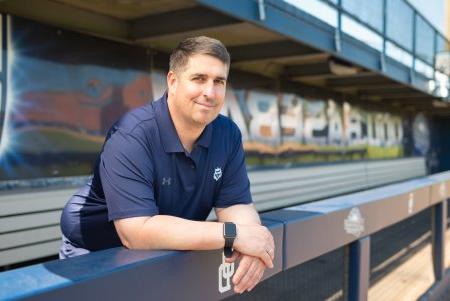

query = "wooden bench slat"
[
  {"left": 0, "top": 211, "right": 61, "bottom": 234},
  {"left": 0, "top": 189, "right": 75, "bottom": 216},
  {"left": 0, "top": 225, "right": 61, "bottom": 250},
  {"left": 0, "top": 240, "right": 60, "bottom": 266}
]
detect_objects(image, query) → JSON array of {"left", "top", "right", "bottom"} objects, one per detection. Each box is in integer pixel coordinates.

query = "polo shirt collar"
[
  {"left": 154, "top": 93, "right": 213, "bottom": 153},
  {"left": 196, "top": 120, "right": 213, "bottom": 148}
]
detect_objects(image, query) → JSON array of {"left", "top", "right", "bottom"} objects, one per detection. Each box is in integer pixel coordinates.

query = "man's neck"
[{"left": 167, "top": 96, "right": 204, "bottom": 153}]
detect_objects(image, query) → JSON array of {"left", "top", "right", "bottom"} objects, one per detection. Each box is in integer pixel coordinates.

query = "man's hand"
[
  {"left": 232, "top": 224, "right": 275, "bottom": 268},
  {"left": 225, "top": 251, "right": 266, "bottom": 293},
  {"left": 215, "top": 203, "right": 275, "bottom": 293}
]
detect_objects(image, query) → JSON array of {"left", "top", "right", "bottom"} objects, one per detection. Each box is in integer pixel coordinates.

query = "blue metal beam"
[
  {"left": 129, "top": 6, "right": 240, "bottom": 39},
  {"left": 229, "top": 40, "right": 318, "bottom": 62},
  {"left": 198, "top": 0, "right": 336, "bottom": 56}
]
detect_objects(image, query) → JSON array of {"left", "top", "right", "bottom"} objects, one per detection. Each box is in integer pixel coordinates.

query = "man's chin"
[{"left": 192, "top": 114, "right": 217, "bottom": 126}]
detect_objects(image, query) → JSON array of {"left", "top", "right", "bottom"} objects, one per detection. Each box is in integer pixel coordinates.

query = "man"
[{"left": 60, "top": 36, "right": 275, "bottom": 294}]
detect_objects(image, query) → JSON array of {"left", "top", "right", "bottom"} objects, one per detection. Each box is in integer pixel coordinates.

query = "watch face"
[{"left": 224, "top": 223, "right": 236, "bottom": 238}]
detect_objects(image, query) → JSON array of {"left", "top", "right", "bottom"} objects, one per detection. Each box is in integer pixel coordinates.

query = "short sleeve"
[
  {"left": 100, "top": 130, "right": 159, "bottom": 221},
  {"left": 214, "top": 126, "right": 253, "bottom": 208}
]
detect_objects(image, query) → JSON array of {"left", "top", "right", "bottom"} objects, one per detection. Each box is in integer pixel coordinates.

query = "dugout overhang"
[{"left": 0, "top": 0, "right": 449, "bottom": 116}]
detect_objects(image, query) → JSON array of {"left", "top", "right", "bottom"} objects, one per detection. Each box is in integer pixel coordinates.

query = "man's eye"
[{"left": 215, "top": 79, "right": 225, "bottom": 85}]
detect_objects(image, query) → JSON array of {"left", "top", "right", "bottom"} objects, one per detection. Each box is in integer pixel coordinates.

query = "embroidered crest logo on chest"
[{"left": 213, "top": 167, "right": 222, "bottom": 181}]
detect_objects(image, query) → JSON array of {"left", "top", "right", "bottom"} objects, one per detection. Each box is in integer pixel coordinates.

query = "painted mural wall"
[
  {"left": 0, "top": 15, "right": 429, "bottom": 184},
  {"left": 0, "top": 16, "right": 152, "bottom": 181},
  {"left": 152, "top": 71, "right": 407, "bottom": 166}
]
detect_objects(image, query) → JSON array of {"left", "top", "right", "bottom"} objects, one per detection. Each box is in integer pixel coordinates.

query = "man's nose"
[{"left": 203, "top": 81, "right": 215, "bottom": 99}]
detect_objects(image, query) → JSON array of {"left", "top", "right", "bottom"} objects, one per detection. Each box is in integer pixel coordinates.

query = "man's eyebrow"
[
  {"left": 190, "top": 73, "right": 227, "bottom": 81},
  {"left": 190, "top": 73, "right": 206, "bottom": 77}
]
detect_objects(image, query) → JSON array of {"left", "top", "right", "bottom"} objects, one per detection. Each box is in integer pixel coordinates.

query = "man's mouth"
[{"left": 194, "top": 101, "right": 215, "bottom": 108}]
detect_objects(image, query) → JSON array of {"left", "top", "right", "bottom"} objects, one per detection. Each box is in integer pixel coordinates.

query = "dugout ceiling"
[{"left": 0, "top": 0, "right": 449, "bottom": 116}]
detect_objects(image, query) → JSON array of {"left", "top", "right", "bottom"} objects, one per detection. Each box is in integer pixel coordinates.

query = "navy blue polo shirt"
[{"left": 60, "top": 94, "right": 252, "bottom": 251}]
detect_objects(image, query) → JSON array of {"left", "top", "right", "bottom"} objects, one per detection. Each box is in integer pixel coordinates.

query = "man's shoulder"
[
  {"left": 115, "top": 102, "right": 157, "bottom": 135},
  {"left": 212, "top": 114, "right": 242, "bottom": 142},
  {"left": 213, "top": 114, "right": 240, "bottom": 133}
]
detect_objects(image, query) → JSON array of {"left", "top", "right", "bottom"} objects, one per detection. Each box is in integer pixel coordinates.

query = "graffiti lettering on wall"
[
  {"left": 221, "top": 89, "right": 403, "bottom": 147},
  {"left": 223, "top": 89, "right": 404, "bottom": 163}
]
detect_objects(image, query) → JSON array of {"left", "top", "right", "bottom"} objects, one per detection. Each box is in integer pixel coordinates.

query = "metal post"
[
  {"left": 431, "top": 199, "right": 447, "bottom": 281},
  {"left": 348, "top": 236, "right": 370, "bottom": 301},
  {"left": 433, "top": 30, "right": 438, "bottom": 94},
  {"left": 381, "top": 0, "right": 387, "bottom": 71},
  {"left": 335, "top": 0, "right": 342, "bottom": 52},
  {"left": 411, "top": 12, "right": 417, "bottom": 84}
]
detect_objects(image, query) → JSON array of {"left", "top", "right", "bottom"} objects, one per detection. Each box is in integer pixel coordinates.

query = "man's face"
[{"left": 167, "top": 54, "right": 228, "bottom": 127}]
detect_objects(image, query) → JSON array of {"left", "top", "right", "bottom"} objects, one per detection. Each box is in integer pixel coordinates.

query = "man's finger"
[
  {"left": 232, "top": 256, "right": 252, "bottom": 285},
  {"left": 265, "top": 229, "right": 274, "bottom": 246},
  {"left": 248, "top": 269, "right": 264, "bottom": 292},
  {"left": 267, "top": 246, "right": 275, "bottom": 261},
  {"left": 237, "top": 260, "right": 258, "bottom": 293},
  {"left": 235, "top": 258, "right": 258, "bottom": 293},
  {"left": 264, "top": 247, "right": 273, "bottom": 261},
  {"left": 270, "top": 236, "right": 275, "bottom": 254},
  {"left": 245, "top": 261, "right": 264, "bottom": 292},
  {"left": 268, "top": 235, "right": 275, "bottom": 257},
  {"left": 259, "top": 250, "right": 273, "bottom": 268}
]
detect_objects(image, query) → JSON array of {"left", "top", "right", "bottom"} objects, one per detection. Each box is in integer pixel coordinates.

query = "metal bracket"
[
  {"left": 432, "top": 200, "right": 447, "bottom": 281},
  {"left": 335, "top": 30, "right": 342, "bottom": 52},
  {"left": 258, "top": 0, "right": 266, "bottom": 21},
  {"left": 380, "top": 53, "right": 386, "bottom": 72}
]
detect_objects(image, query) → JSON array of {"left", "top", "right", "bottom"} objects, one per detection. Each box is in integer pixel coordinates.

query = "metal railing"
[{"left": 283, "top": 0, "right": 450, "bottom": 98}]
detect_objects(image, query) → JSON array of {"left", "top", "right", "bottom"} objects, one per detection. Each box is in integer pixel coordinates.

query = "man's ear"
[{"left": 167, "top": 70, "right": 178, "bottom": 96}]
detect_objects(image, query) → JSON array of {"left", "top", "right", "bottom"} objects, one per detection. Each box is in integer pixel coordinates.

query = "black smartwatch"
[{"left": 223, "top": 222, "right": 237, "bottom": 258}]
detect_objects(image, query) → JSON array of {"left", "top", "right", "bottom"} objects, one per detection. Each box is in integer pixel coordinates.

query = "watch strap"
[
  {"left": 224, "top": 235, "right": 234, "bottom": 248},
  {"left": 224, "top": 247, "right": 233, "bottom": 258},
  {"left": 223, "top": 222, "right": 236, "bottom": 258}
]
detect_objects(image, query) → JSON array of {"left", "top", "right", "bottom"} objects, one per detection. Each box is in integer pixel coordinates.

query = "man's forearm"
[
  {"left": 116, "top": 215, "right": 225, "bottom": 250},
  {"left": 216, "top": 204, "right": 261, "bottom": 225},
  {"left": 114, "top": 205, "right": 274, "bottom": 267}
]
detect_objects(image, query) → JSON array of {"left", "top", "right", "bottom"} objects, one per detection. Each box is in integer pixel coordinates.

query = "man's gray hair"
[{"left": 169, "top": 36, "right": 230, "bottom": 73}]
